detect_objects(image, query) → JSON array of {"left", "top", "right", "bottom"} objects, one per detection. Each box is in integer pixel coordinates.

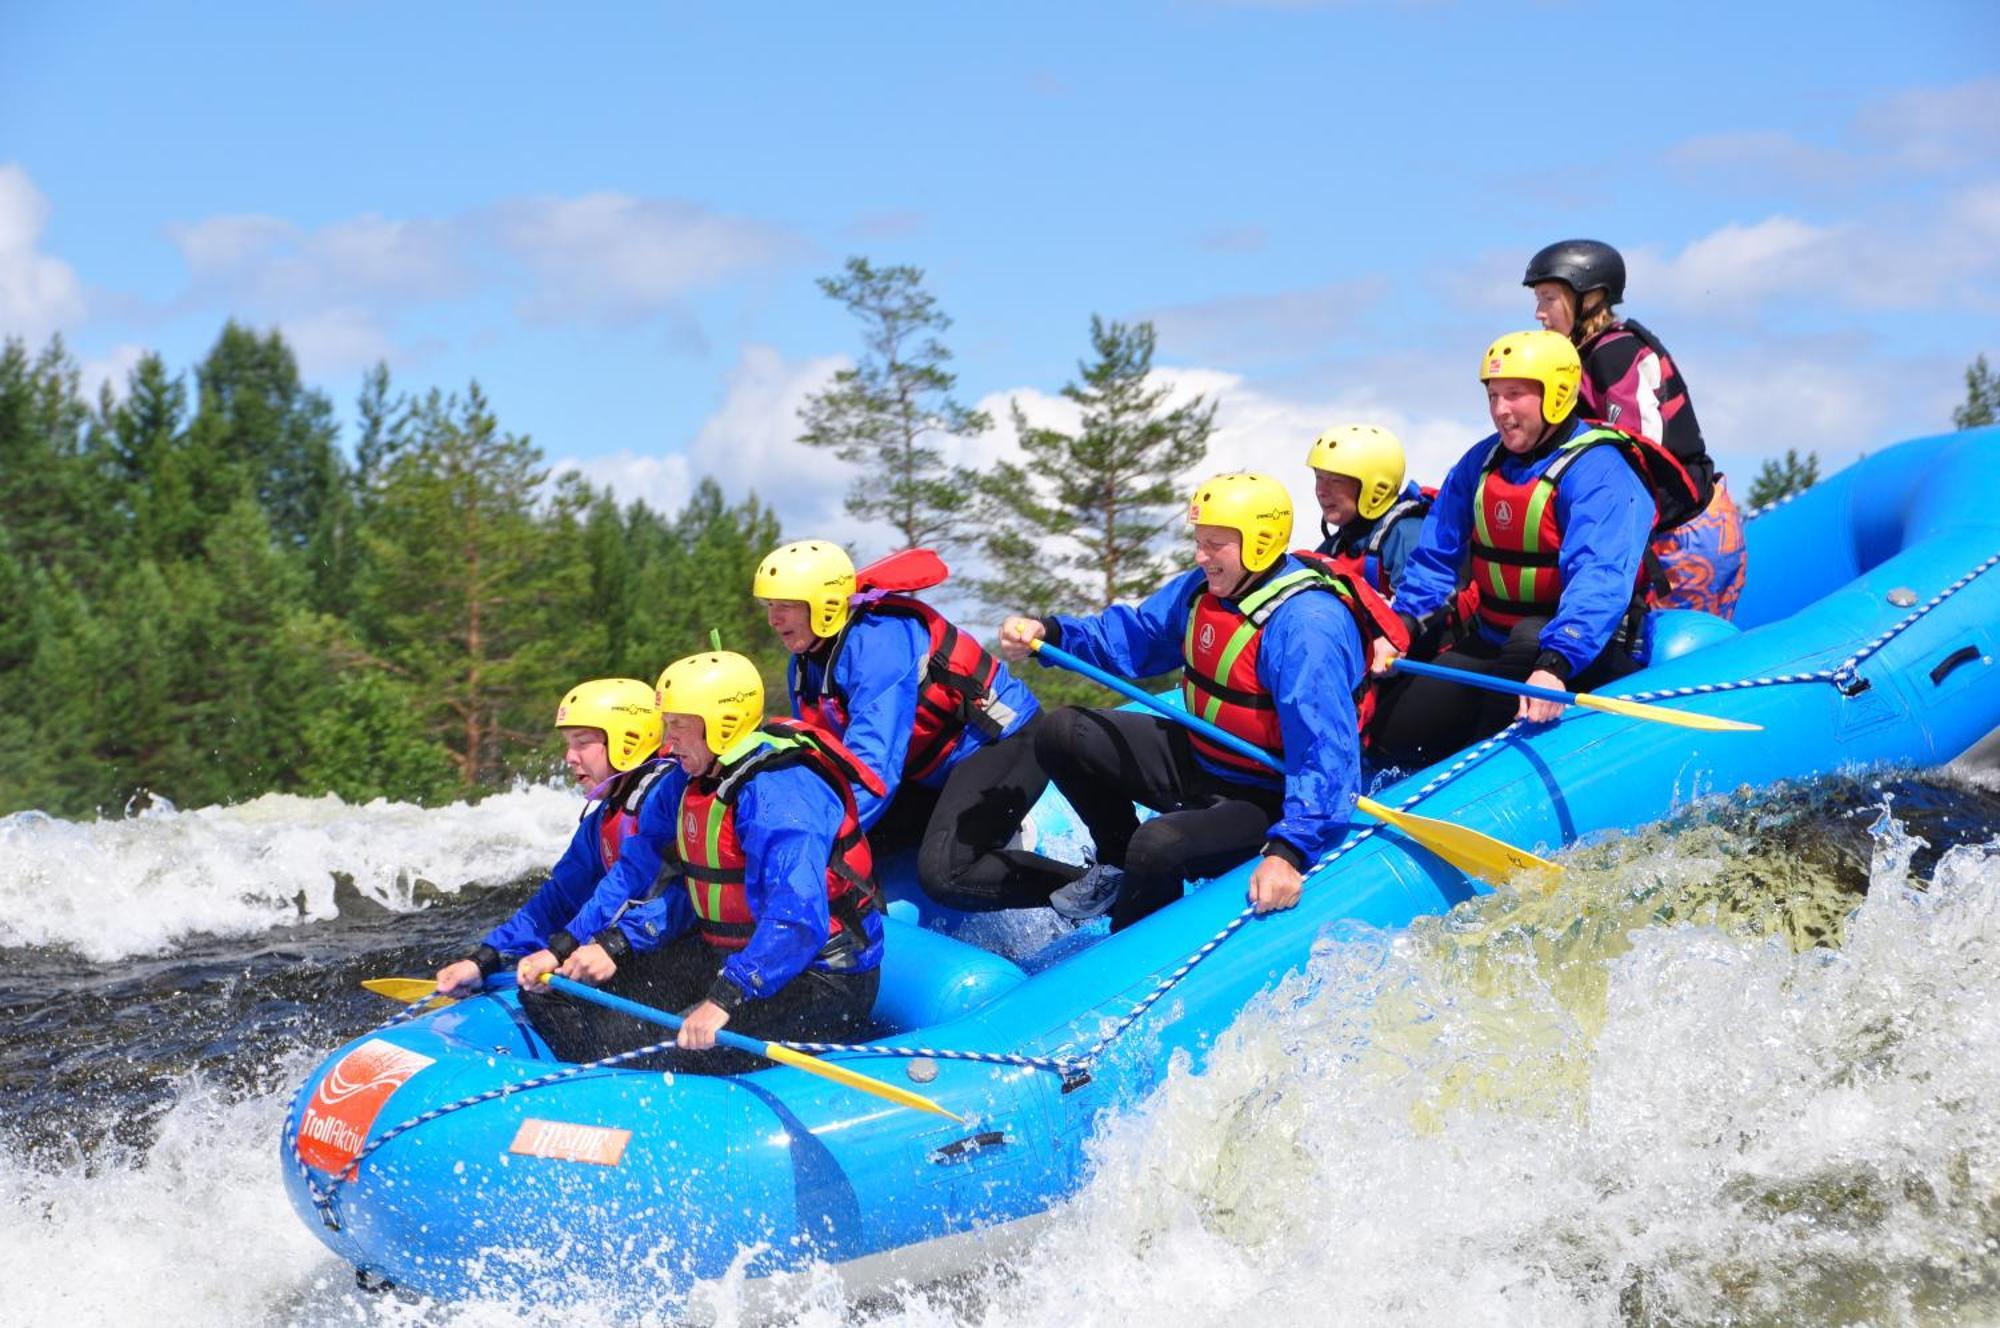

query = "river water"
[{"left": 5, "top": 768, "right": 1999, "bottom": 1326}]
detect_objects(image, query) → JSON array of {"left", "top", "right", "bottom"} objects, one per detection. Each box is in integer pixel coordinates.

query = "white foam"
[
  {"left": 13, "top": 800, "right": 2000, "bottom": 1326},
  {"left": 0, "top": 786, "right": 579, "bottom": 962}
]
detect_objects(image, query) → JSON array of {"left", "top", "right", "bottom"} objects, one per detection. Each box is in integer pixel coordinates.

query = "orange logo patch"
[
  {"left": 1198, "top": 622, "right": 1216, "bottom": 653},
  {"left": 509, "top": 1118, "right": 632, "bottom": 1166},
  {"left": 1495, "top": 499, "right": 1516, "bottom": 530},
  {"left": 297, "top": 1039, "right": 435, "bottom": 1175}
]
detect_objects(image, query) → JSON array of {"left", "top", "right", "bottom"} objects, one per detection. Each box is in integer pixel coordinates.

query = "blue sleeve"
[
  {"left": 1394, "top": 440, "right": 1487, "bottom": 621},
  {"left": 829, "top": 616, "right": 926, "bottom": 829},
  {"left": 1378, "top": 512, "right": 1426, "bottom": 596},
  {"left": 479, "top": 814, "right": 603, "bottom": 958},
  {"left": 1045, "top": 569, "right": 1205, "bottom": 679},
  {"left": 1542, "top": 447, "right": 1654, "bottom": 672},
  {"left": 559, "top": 764, "right": 688, "bottom": 944},
  {"left": 718, "top": 767, "right": 842, "bottom": 1003},
  {"left": 1258, "top": 595, "right": 1363, "bottom": 861}
]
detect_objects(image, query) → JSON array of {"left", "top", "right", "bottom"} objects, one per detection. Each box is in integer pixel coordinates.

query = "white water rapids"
[{"left": 4, "top": 771, "right": 1998, "bottom": 1325}]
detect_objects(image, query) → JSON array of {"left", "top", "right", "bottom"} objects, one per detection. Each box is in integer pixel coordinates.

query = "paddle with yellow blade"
[
  {"left": 1390, "top": 657, "right": 1763, "bottom": 733},
  {"left": 361, "top": 973, "right": 963, "bottom": 1121},
  {"left": 1030, "top": 639, "right": 1560, "bottom": 883},
  {"left": 540, "top": 974, "right": 964, "bottom": 1123},
  {"left": 361, "top": 976, "right": 458, "bottom": 1005}
]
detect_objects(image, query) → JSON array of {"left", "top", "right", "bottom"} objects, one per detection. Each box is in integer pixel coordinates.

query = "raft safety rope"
[{"left": 293, "top": 547, "right": 1998, "bottom": 1209}]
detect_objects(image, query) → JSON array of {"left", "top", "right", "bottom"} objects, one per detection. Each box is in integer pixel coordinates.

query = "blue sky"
[{"left": 4, "top": 1, "right": 1997, "bottom": 553}]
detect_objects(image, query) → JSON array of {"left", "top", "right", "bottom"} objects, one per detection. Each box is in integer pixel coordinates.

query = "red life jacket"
[
  {"left": 1180, "top": 559, "right": 1410, "bottom": 774},
  {"left": 794, "top": 595, "right": 1010, "bottom": 782},
  {"left": 1467, "top": 424, "right": 1698, "bottom": 633},
  {"left": 586, "top": 760, "right": 673, "bottom": 870},
  {"left": 675, "top": 719, "right": 886, "bottom": 953}
]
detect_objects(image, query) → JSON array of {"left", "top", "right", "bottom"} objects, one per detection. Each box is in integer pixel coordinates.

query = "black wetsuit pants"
[
  {"left": 868, "top": 712, "right": 1081, "bottom": 912},
  {"left": 520, "top": 933, "right": 880, "bottom": 1073},
  {"left": 1007, "top": 705, "right": 1284, "bottom": 932},
  {"left": 1368, "top": 616, "right": 1641, "bottom": 771}
]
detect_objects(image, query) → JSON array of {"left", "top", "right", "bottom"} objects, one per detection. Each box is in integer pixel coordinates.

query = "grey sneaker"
[{"left": 1049, "top": 863, "right": 1125, "bottom": 922}]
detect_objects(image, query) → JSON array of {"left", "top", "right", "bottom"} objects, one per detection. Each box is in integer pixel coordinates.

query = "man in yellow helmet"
[
  {"left": 521, "top": 652, "right": 886, "bottom": 1067},
  {"left": 998, "top": 473, "right": 1373, "bottom": 931},
  {"left": 753, "top": 540, "right": 1064, "bottom": 913},
  {"left": 434, "top": 678, "right": 682, "bottom": 997},
  {"left": 1369, "top": 331, "right": 1700, "bottom": 767},
  {"left": 1308, "top": 422, "right": 1431, "bottom": 597}
]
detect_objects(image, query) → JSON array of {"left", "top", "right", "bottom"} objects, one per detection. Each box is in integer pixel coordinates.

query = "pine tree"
[
  {"left": 188, "top": 322, "right": 350, "bottom": 604},
  {"left": 351, "top": 384, "right": 592, "bottom": 792},
  {"left": 1954, "top": 354, "right": 1999, "bottom": 430},
  {"left": 1746, "top": 448, "right": 1822, "bottom": 509},
  {"left": 972, "top": 317, "right": 1214, "bottom": 616},
  {"left": 0, "top": 337, "right": 99, "bottom": 575},
  {"left": 798, "top": 257, "right": 991, "bottom": 554}
]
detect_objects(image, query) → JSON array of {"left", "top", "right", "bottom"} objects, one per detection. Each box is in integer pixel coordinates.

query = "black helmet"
[{"left": 1523, "top": 239, "right": 1626, "bottom": 305}]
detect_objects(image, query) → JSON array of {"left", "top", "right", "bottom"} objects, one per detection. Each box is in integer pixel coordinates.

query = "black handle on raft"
[
  {"left": 930, "top": 1131, "right": 1008, "bottom": 1164},
  {"left": 1930, "top": 645, "right": 1984, "bottom": 686}
]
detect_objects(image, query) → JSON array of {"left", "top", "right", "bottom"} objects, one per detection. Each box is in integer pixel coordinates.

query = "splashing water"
[
  {"left": 4, "top": 770, "right": 1999, "bottom": 1324},
  {"left": 0, "top": 785, "right": 578, "bottom": 962}
]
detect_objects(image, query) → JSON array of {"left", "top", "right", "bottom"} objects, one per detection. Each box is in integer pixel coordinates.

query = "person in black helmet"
[{"left": 1525, "top": 239, "right": 1746, "bottom": 620}]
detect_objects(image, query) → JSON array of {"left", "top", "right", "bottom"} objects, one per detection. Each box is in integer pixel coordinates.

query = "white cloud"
[
  {"left": 167, "top": 211, "right": 465, "bottom": 307},
  {"left": 553, "top": 449, "right": 697, "bottom": 516},
  {"left": 80, "top": 343, "right": 148, "bottom": 401},
  {"left": 1634, "top": 217, "right": 1850, "bottom": 313},
  {"left": 1629, "top": 187, "right": 2000, "bottom": 317},
  {"left": 0, "top": 163, "right": 86, "bottom": 342},
  {"left": 1855, "top": 77, "right": 2000, "bottom": 175},
  {"left": 494, "top": 192, "right": 803, "bottom": 324},
  {"left": 279, "top": 306, "right": 400, "bottom": 377}
]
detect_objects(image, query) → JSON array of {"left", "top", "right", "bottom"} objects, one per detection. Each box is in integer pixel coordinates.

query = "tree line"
[{"left": 1, "top": 257, "right": 1990, "bottom": 818}]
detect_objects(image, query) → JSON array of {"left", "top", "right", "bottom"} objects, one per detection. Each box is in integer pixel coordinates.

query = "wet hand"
[
  {"left": 1248, "top": 854, "right": 1304, "bottom": 913},
  {"left": 558, "top": 942, "right": 617, "bottom": 985},
  {"left": 677, "top": 1000, "right": 731, "bottom": 1050},
  {"left": 1369, "top": 635, "right": 1403, "bottom": 678},
  {"left": 434, "top": 959, "right": 483, "bottom": 998},
  {"left": 997, "top": 616, "right": 1045, "bottom": 664},
  {"left": 1517, "top": 668, "right": 1572, "bottom": 724},
  {"left": 515, "top": 949, "right": 559, "bottom": 989}
]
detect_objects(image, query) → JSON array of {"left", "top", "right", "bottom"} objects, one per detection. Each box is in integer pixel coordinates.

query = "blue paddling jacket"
[
  {"left": 468, "top": 757, "right": 683, "bottom": 973},
  {"left": 790, "top": 608, "right": 1039, "bottom": 830},
  {"left": 617, "top": 760, "right": 886, "bottom": 1008},
  {"left": 1397, "top": 417, "right": 1654, "bottom": 677},
  {"left": 1038, "top": 554, "right": 1364, "bottom": 868}
]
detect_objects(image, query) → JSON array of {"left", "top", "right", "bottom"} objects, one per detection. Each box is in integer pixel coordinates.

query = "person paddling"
[
  {"left": 1525, "top": 238, "right": 1746, "bottom": 619},
  {"left": 998, "top": 473, "right": 1385, "bottom": 931},
  {"left": 755, "top": 540, "right": 1071, "bottom": 912},
  {"left": 1369, "top": 331, "right": 1702, "bottom": 768},
  {"left": 520, "top": 651, "right": 883, "bottom": 1069},
  {"left": 433, "top": 679, "right": 680, "bottom": 998}
]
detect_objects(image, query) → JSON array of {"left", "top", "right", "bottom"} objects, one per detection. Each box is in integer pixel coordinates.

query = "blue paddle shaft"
[
  {"left": 543, "top": 973, "right": 770, "bottom": 1058},
  {"left": 1391, "top": 656, "right": 1575, "bottom": 706},
  {"left": 1034, "top": 639, "right": 1282, "bottom": 775}
]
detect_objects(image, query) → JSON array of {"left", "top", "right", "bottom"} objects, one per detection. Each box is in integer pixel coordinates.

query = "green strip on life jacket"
[
  {"left": 684, "top": 729, "right": 813, "bottom": 923},
  {"left": 1180, "top": 567, "right": 1323, "bottom": 722}
]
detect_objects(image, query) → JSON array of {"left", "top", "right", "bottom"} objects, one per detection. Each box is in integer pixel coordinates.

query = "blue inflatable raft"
[{"left": 282, "top": 427, "right": 2000, "bottom": 1310}]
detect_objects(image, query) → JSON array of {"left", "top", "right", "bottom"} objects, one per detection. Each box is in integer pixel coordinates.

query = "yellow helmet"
[
  {"left": 654, "top": 651, "right": 765, "bottom": 752},
  {"left": 1479, "top": 330, "right": 1582, "bottom": 425},
  {"left": 554, "top": 678, "right": 663, "bottom": 773},
  {"left": 1186, "top": 472, "right": 1293, "bottom": 573},
  {"left": 753, "top": 540, "right": 856, "bottom": 639},
  {"left": 1306, "top": 423, "right": 1407, "bottom": 521}
]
